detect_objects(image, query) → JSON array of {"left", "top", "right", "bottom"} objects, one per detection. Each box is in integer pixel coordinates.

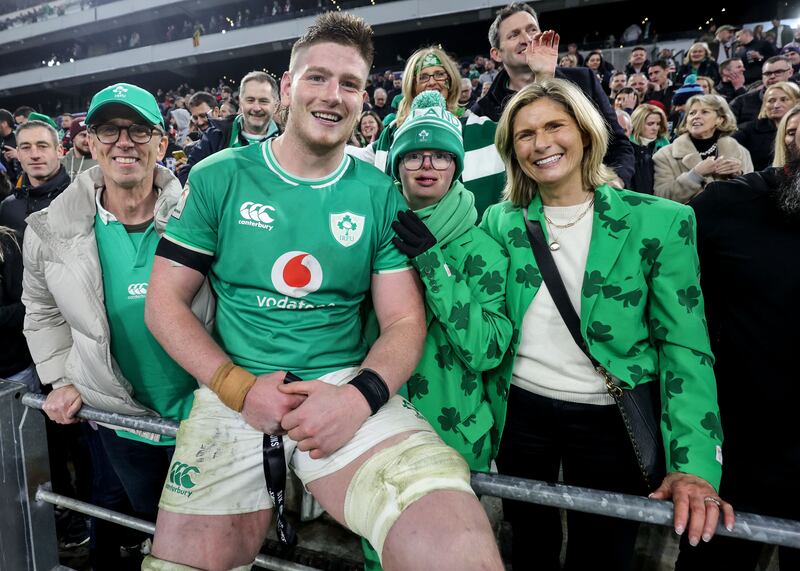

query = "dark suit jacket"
[{"left": 471, "top": 67, "right": 634, "bottom": 186}]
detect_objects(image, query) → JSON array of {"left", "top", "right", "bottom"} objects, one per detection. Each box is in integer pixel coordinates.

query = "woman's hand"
[
  {"left": 712, "top": 157, "right": 743, "bottom": 177},
  {"left": 692, "top": 157, "right": 718, "bottom": 177},
  {"left": 649, "top": 472, "right": 735, "bottom": 546}
]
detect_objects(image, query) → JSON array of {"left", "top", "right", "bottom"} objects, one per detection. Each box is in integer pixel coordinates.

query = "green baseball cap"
[{"left": 85, "top": 83, "right": 164, "bottom": 128}]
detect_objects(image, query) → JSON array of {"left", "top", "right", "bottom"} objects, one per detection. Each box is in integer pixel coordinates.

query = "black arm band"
[
  {"left": 348, "top": 368, "right": 390, "bottom": 415},
  {"left": 155, "top": 237, "right": 213, "bottom": 275}
]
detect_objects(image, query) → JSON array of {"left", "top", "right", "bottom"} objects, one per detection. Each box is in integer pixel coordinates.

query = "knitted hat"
[
  {"left": 69, "top": 116, "right": 87, "bottom": 140},
  {"left": 672, "top": 74, "right": 705, "bottom": 106},
  {"left": 388, "top": 90, "right": 464, "bottom": 182}
]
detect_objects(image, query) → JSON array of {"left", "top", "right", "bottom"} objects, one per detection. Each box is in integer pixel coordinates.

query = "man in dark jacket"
[
  {"left": 624, "top": 46, "right": 650, "bottom": 76},
  {"left": 0, "top": 109, "right": 20, "bottom": 182},
  {"left": 734, "top": 28, "right": 778, "bottom": 85},
  {"left": 730, "top": 56, "right": 793, "bottom": 125},
  {"left": 715, "top": 58, "right": 747, "bottom": 102},
  {"left": 178, "top": 71, "right": 280, "bottom": 185},
  {"left": 644, "top": 60, "right": 675, "bottom": 114},
  {"left": 471, "top": 2, "right": 634, "bottom": 187},
  {"left": 0, "top": 119, "right": 70, "bottom": 236},
  {"left": 677, "top": 155, "right": 800, "bottom": 571}
]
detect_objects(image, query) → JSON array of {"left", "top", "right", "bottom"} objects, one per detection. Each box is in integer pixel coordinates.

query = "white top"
[{"left": 512, "top": 202, "right": 614, "bottom": 405}]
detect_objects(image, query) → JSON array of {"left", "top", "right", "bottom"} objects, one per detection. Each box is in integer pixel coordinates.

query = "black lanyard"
[{"left": 262, "top": 371, "right": 301, "bottom": 546}]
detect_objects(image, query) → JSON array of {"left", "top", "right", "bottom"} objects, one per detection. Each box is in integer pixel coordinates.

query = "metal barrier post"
[{"left": 0, "top": 380, "right": 59, "bottom": 571}]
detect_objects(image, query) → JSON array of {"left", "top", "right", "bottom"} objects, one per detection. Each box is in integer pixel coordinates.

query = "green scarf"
[{"left": 413, "top": 181, "right": 477, "bottom": 248}]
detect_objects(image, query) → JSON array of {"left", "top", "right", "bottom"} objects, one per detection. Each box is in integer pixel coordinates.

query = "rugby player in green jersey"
[{"left": 142, "top": 12, "right": 504, "bottom": 571}]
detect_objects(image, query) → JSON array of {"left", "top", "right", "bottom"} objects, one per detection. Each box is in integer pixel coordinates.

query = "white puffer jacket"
[{"left": 22, "top": 165, "right": 215, "bottom": 416}]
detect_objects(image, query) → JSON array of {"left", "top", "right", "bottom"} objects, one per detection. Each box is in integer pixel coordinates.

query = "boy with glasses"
[{"left": 360, "top": 89, "right": 513, "bottom": 570}]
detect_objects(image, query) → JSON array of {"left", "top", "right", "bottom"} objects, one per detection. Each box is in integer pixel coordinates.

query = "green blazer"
[{"left": 480, "top": 184, "right": 723, "bottom": 489}]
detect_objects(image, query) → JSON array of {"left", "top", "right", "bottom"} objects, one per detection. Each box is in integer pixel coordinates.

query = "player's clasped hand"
[
  {"left": 278, "top": 381, "right": 371, "bottom": 459},
  {"left": 241, "top": 371, "right": 306, "bottom": 434},
  {"left": 392, "top": 209, "right": 437, "bottom": 258}
]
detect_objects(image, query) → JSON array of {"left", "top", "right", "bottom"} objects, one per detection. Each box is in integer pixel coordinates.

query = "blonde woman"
[
  {"left": 481, "top": 78, "right": 732, "bottom": 570},
  {"left": 654, "top": 94, "right": 753, "bottom": 202},
  {"left": 695, "top": 75, "right": 718, "bottom": 95},
  {"left": 772, "top": 104, "right": 800, "bottom": 167},
  {"left": 629, "top": 104, "right": 670, "bottom": 194},
  {"left": 734, "top": 81, "right": 800, "bottom": 170},
  {"left": 346, "top": 45, "right": 505, "bottom": 216},
  {"left": 631, "top": 103, "right": 670, "bottom": 150},
  {"left": 676, "top": 42, "right": 720, "bottom": 85}
]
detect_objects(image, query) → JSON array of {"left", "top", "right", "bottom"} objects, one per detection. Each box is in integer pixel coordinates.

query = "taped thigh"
[{"left": 343, "top": 431, "right": 474, "bottom": 562}]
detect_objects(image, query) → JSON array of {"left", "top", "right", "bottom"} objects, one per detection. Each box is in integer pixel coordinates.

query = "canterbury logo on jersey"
[
  {"left": 238, "top": 201, "right": 276, "bottom": 230},
  {"left": 127, "top": 283, "right": 148, "bottom": 298}
]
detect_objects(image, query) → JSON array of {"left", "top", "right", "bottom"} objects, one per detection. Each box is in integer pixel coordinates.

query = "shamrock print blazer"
[{"left": 480, "top": 184, "right": 723, "bottom": 490}]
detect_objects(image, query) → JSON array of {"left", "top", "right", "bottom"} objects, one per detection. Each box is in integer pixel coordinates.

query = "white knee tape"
[
  {"left": 141, "top": 554, "right": 253, "bottom": 571},
  {"left": 343, "top": 431, "right": 474, "bottom": 562}
]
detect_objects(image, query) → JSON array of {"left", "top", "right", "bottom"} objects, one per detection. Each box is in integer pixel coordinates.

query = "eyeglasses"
[
  {"left": 763, "top": 68, "right": 792, "bottom": 78},
  {"left": 401, "top": 151, "right": 454, "bottom": 171},
  {"left": 417, "top": 71, "right": 450, "bottom": 84},
  {"left": 90, "top": 123, "right": 162, "bottom": 144}
]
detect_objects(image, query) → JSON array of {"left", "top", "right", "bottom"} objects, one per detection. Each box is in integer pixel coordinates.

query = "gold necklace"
[{"left": 543, "top": 194, "right": 595, "bottom": 251}]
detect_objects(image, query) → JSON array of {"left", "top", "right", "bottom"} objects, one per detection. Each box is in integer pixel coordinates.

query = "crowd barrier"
[{"left": 3, "top": 379, "right": 799, "bottom": 571}]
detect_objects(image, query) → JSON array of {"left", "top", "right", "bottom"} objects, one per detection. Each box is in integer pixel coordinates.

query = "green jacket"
[
  {"left": 408, "top": 216, "right": 513, "bottom": 471},
  {"left": 479, "top": 184, "right": 723, "bottom": 489}
]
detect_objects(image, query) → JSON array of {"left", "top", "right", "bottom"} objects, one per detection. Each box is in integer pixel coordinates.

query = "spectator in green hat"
[
  {"left": 361, "top": 89, "right": 512, "bottom": 571},
  {"left": 22, "top": 81, "right": 213, "bottom": 567}
]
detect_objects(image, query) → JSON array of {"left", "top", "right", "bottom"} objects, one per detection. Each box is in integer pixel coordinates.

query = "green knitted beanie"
[{"left": 388, "top": 90, "right": 464, "bottom": 182}]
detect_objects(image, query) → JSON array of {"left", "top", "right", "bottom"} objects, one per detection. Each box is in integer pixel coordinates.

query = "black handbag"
[{"left": 522, "top": 209, "right": 665, "bottom": 489}]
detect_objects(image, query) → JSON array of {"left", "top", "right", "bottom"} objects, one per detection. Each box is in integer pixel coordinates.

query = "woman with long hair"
[
  {"left": 583, "top": 49, "right": 611, "bottom": 93},
  {"left": 675, "top": 43, "right": 720, "bottom": 86},
  {"left": 628, "top": 104, "right": 670, "bottom": 194},
  {"left": 347, "top": 45, "right": 505, "bottom": 216},
  {"left": 772, "top": 104, "right": 800, "bottom": 167},
  {"left": 734, "top": 81, "right": 800, "bottom": 170},
  {"left": 481, "top": 78, "right": 733, "bottom": 569},
  {"left": 654, "top": 94, "right": 753, "bottom": 202},
  {"left": 350, "top": 110, "right": 383, "bottom": 148}
]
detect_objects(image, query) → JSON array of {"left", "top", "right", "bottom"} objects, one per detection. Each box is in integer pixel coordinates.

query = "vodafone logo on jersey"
[{"left": 270, "top": 252, "right": 323, "bottom": 298}]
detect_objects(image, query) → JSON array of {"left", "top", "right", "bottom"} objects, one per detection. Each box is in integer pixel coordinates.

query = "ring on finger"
[{"left": 703, "top": 496, "right": 722, "bottom": 508}]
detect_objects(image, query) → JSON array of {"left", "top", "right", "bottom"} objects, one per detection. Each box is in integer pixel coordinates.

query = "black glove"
[{"left": 391, "top": 210, "right": 437, "bottom": 258}]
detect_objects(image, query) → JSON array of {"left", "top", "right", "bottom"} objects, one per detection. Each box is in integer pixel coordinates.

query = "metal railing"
[{"left": 4, "top": 381, "right": 800, "bottom": 571}]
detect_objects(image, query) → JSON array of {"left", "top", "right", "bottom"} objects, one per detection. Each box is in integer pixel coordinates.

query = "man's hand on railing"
[
  {"left": 649, "top": 472, "right": 735, "bottom": 546},
  {"left": 42, "top": 385, "right": 82, "bottom": 424}
]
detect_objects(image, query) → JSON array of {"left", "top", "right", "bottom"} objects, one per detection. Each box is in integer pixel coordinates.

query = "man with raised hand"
[
  {"left": 144, "top": 12, "right": 504, "bottom": 571},
  {"left": 473, "top": 2, "right": 634, "bottom": 187}
]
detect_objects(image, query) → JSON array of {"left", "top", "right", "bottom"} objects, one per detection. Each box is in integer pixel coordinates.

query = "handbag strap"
[{"left": 522, "top": 207, "right": 598, "bottom": 368}]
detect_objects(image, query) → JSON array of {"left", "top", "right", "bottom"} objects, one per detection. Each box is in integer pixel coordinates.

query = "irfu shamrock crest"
[{"left": 329, "top": 211, "right": 365, "bottom": 247}]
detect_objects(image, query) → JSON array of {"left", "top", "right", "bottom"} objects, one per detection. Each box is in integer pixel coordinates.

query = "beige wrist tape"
[{"left": 209, "top": 361, "right": 256, "bottom": 412}]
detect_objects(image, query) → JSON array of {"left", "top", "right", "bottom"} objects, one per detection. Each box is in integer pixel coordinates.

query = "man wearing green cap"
[
  {"left": 21, "top": 82, "right": 213, "bottom": 567},
  {"left": 361, "top": 89, "right": 513, "bottom": 570}
]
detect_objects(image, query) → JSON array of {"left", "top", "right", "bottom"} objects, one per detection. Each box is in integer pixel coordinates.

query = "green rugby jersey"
[{"left": 164, "top": 139, "right": 410, "bottom": 379}]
